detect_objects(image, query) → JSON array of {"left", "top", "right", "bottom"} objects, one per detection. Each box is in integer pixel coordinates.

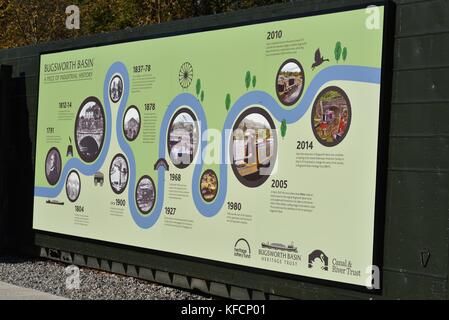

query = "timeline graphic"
[
  {"left": 35, "top": 61, "right": 380, "bottom": 229},
  {"left": 33, "top": 6, "right": 386, "bottom": 287}
]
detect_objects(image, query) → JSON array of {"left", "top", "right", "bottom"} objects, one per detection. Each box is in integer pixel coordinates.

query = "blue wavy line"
[
  {"left": 188, "top": 65, "right": 381, "bottom": 218},
  {"left": 34, "top": 64, "right": 115, "bottom": 198},
  {"left": 35, "top": 64, "right": 381, "bottom": 229}
]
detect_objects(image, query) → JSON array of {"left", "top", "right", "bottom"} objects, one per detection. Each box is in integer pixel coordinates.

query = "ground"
[{"left": 0, "top": 255, "right": 211, "bottom": 300}]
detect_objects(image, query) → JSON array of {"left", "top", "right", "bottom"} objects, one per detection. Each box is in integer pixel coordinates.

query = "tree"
[
  {"left": 0, "top": 0, "right": 76, "bottom": 49},
  {"left": 200, "top": 90, "right": 204, "bottom": 102},
  {"left": 245, "top": 71, "right": 251, "bottom": 90},
  {"left": 196, "top": 79, "right": 201, "bottom": 97},
  {"left": 252, "top": 75, "right": 256, "bottom": 88},
  {"left": 342, "top": 47, "right": 348, "bottom": 62},
  {"left": 334, "top": 41, "right": 342, "bottom": 63},
  {"left": 0, "top": 0, "right": 297, "bottom": 49},
  {"left": 280, "top": 119, "right": 287, "bottom": 139},
  {"left": 225, "top": 93, "right": 231, "bottom": 111}
]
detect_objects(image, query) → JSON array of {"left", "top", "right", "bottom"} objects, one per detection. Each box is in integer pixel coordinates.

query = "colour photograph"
[
  {"left": 231, "top": 109, "right": 276, "bottom": 187},
  {"left": 311, "top": 86, "right": 351, "bottom": 147},
  {"left": 276, "top": 59, "right": 304, "bottom": 106}
]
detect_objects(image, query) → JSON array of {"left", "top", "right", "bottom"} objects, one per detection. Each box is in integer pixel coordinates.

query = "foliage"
[
  {"left": 0, "top": 0, "right": 75, "bottom": 48},
  {"left": 280, "top": 119, "right": 287, "bottom": 139},
  {"left": 196, "top": 78, "right": 201, "bottom": 97},
  {"left": 334, "top": 41, "right": 342, "bottom": 63},
  {"left": 200, "top": 90, "right": 204, "bottom": 102},
  {"left": 320, "top": 90, "right": 342, "bottom": 102},
  {"left": 252, "top": 75, "right": 256, "bottom": 88},
  {"left": 0, "top": 0, "right": 295, "bottom": 49},
  {"left": 225, "top": 93, "right": 231, "bottom": 111},
  {"left": 342, "top": 47, "right": 347, "bottom": 62},
  {"left": 245, "top": 71, "right": 251, "bottom": 90}
]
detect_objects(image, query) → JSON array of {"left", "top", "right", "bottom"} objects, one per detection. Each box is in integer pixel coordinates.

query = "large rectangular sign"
[{"left": 34, "top": 4, "right": 387, "bottom": 287}]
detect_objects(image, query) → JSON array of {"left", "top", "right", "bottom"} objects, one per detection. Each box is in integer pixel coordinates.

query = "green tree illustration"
[
  {"left": 334, "top": 41, "right": 342, "bottom": 63},
  {"left": 252, "top": 75, "right": 257, "bottom": 88},
  {"left": 201, "top": 90, "right": 204, "bottom": 102},
  {"left": 342, "top": 47, "right": 348, "bottom": 62},
  {"left": 245, "top": 71, "right": 251, "bottom": 90},
  {"left": 280, "top": 119, "right": 287, "bottom": 139},
  {"left": 225, "top": 93, "right": 231, "bottom": 111},
  {"left": 196, "top": 79, "right": 201, "bottom": 96}
]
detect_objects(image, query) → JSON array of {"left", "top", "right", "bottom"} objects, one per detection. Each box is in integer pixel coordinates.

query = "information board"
[{"left": 34, "top": 5, "right": 387, "bottom": 287}]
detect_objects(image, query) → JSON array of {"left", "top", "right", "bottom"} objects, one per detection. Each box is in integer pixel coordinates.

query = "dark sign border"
[{"left": 33, "top": 0, "right": 395, "bottom": 295}]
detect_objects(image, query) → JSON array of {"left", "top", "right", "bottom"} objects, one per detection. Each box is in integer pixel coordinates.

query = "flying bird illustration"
[{"left": 311, "top": 48, "right": 329, "bottom": 70}]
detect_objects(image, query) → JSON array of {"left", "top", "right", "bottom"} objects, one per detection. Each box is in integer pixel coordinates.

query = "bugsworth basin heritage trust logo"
[
  {"left": 258, "top": 241, "right": 301, "bottom": 266},
  {"left": 234, "top": 238, "right": 251, "bottom": 259}
]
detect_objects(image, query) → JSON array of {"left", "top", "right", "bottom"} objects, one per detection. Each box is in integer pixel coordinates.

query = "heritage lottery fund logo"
[
  {"left": 234, "top": 238, "right": 251, "bottom": 259},
  {"left": 258, "top": 241, "right": 301, "bottom": 266}
]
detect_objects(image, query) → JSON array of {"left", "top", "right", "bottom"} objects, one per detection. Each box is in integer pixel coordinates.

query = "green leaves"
[
  {"left": 335, "top": 42, "right": 348, "bottom": 63},
  {"left": 280, "top": 119, "right": 287, "bottom": 139},
  {"left": 245, "top": 71, "right": 251, "bottom": 90},
  {"left": 225, "top": 93, "right": 231, "bottom": 111},
  {"left": 0, "top": 0, "right": 73, "bottom": 48},
  {"left": 196, "top": 79, "right": 201, "bottom": 97},
  {"left": 334, "top": 41, "right": 342, "bottom": 63},
  {"left": 1, "top": 0, "right": 308, "bottom": 49}
]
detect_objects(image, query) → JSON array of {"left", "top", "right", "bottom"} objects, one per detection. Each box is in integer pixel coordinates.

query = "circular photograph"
[
  {"left": 276, "top": 59, "right": 305, "bottom": 106},
  {"left": 75, "top": 97, "right": 105, "bottom": 163},
  {"left": 109, "top": 154, "right": 129, "bottom": 194},
  {"left": 66, "top": 170, "right": 81, "bottom": 202},
  {"left": 167, "top": 108, "right": 199, "bottom": 169},
  {"left": 230, "top": 107, "right": 277, "bottom": 188},
  {"left": 311, "top": 86, "right": 351, "bottom": 147},
  {"left": 123, "top": 106, "right": 141, "bottom": 141},
  {"left": 135, "top": 175, "right": 156, "bottom": 215},
  {"left": 200, "top": 170, "right": 218, "bottom": 202},
  {"left": 45, "top": 147, "right": 62, "bottom": 186},
  {"left": 109, "top": 74, "right": 123, "bottom": 103}
]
